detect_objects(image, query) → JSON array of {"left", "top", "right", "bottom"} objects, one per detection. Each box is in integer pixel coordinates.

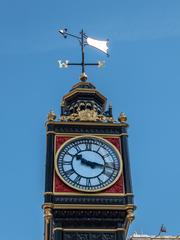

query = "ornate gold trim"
[
  {"left": 43, "top": 203, "right": 135, "bottom": 210},
  {"left": 47, "top": 132, "right": 128, "bottom": 137},
  {"left": 46, "top": 121, "right": 128, "bottom": 127},
  {"left": 43, "top": 203, "right": 54, "bottom": 208},
  {"left": 54, "top": 135, "right": 123, "bottom": 193},
  {"left": 118, "top": 112, "right": 127, "bottom": 123},
  {"left": 60, "top": 109, "right": 116, "bottom": 123},
  {"left": 65, "top": 228, "right": 124, "bottom": 232},
  {"left": 123, "top": 208, "right": 136, "bottom": 235},
  {"left": 47, "top": 111, "right": 56, "bottom": 121},
  {"left": 126, "top": 208, "right": 135, "bottom": 223},
  {"left": 53, "top": 227, "right": 125, "bottom": 232},
  {"left": 46, "top": 131, "right": 56, "bottom": 135},
  {"left": 63, "top": 88, "right": 106, "bottom": 102},
  {"left": 44, "top": 207, "right": 52, "bottom": 224},
  {"left": 71, "top": 81, "right": 95, "bottom": 89},
  {"left": 53, "top": 227, "right": 63, "bottom": 232},
  {"left": 44, "top": 207, "right": 53, "bottom": 240},
  {"left": 44, "top": 192, "right": 53, "bottom": 195},
  {"left": 45, "top": 191, "right": 133, "bottom": 197},
  {"left": 72, "top": 81, "right": 90, "bottom": 88}
]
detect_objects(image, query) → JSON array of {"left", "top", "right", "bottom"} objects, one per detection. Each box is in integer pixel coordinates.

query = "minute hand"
[
  {"left": 104, "top": 162, "right": 117, "bottom": 170},
  {"left": 76, "top": 155, "right": 103, "bottom": 169},
  {"left": 81, "top": 158, "right": 96, "bottom": 168}
]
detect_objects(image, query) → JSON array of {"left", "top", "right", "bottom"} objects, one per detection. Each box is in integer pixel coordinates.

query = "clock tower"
[{"left": 43, "top": 29, "right": 135, "bottom": 240}]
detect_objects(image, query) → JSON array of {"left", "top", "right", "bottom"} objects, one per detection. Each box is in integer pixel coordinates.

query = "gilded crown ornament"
[
  {"left": 118, "top": 112, "right": 127, "bottom": 123},
  {"left": 47, "top": 110, "right": 56, "bottom": 121}
]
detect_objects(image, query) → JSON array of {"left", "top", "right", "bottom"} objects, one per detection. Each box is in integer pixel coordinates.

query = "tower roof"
[
  {"left": 46, "top": 76, "right": 128, "bottom": 125},
  {"left": 60, "top": 80, "right": 114, "bottom": 122},
  {"left": 63, "top": 81, "right": 106, "bottom": 111}
]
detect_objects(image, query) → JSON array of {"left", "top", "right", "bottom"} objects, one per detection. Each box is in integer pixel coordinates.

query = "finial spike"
[{"left": 80, "top": 72, "right": 88, "bottom": 82}]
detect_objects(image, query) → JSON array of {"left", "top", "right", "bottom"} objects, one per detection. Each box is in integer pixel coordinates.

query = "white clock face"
[{"left": 55, "top": 136, "right": 122, "bottom": 192}]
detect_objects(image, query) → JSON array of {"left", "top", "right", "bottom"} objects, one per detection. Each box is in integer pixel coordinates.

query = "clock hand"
[
  {"left": 90, "top": 162, "right": 104, "bottom": 168},
  {"left": 76, "top": 154, "right": 95, "bottom": 168},
  {"left": 91, "top": 161, "right": 117, "bottom": 170},
  {"left": 76, "top": 154, "right": 82, "bottom": 160},
  {"left": 104, "top": 163, "right": 115, "bottom": 169},
  {"left": 76, "top": 155, "right": 111, "bottom": 169},
  {"left": 82, "top": 159, "right": 104, "bottom": 169},
  {"left": 81, "top": 158, "right": 96, "bottom": 168}
]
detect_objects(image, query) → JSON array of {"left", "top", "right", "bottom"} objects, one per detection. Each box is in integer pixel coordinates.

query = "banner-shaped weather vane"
[{"left": 58, "top": 28, "right": 109, "bottom": 81}]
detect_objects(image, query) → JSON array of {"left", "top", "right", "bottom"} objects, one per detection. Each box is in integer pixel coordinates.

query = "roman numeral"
[
  {"left": 96, "top": 146, "right": 101, "bottom": 153},
  {"left": 97, "top": 177, "right": 103, "bottom": 184},
  {"left": 102, "top": 153, "right": 110, "bottom": 158},
  {"left": 74, "top": 145, "right": 81, "bottom": 152},
  {"left": 103, "top": 170, "right": 112, "bottom": 178},
  {"left": 66, "top": 152, "right": 74, "bottom": 157},
  {"left": 74, "top": 175, "right": 81, "bottom": 184},
  {"left": 105, "top": 162, "right": 114, "bottom": 169},
  {"left": 63, "top": 161, "right": 72, "bottom": 165},
  {"left": 65, "top": 169, "right": 74, "bottom": 177},
  {"left": 86, "top": 178, "right": 91, "bottom": 187},
  {"left": 85, "top": 142, "right": 92, "bottom": 151}
]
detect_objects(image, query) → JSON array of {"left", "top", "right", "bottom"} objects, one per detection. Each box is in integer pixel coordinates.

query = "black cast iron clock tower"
[{"left": 43, "top": 29, "right": 135, "bottom": 240}]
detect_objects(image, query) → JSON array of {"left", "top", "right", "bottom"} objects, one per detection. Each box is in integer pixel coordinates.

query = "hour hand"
[
  {"left": 76, "top": 154, "right": 82, "bottom": 160},
  {"left": 76, "top": 155, "right": 95, "bottom": 168},
  {"left": 91, "top": 162, "right": 104, "bottom": 168}
]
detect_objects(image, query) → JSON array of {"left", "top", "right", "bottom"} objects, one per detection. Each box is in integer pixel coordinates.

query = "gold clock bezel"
[{"left": 54, "top": 135, "right": 123, "bottom": 193}]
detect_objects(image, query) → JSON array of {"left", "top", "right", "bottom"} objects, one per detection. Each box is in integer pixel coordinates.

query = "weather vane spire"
[{"left": 58, "top": 28, "right": 109, "bottom": 82}]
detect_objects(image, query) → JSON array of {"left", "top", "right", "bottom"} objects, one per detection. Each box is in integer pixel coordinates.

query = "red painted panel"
[{"left": 54, "top": 136, "right": 124, "bottom": 194}]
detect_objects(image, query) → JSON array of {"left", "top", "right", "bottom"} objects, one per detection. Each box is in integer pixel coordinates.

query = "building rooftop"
[{"left": 129, "top": 234, "right": 180, "bottom": 240}]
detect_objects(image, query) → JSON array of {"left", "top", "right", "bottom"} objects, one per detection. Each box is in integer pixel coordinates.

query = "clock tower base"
[{"left": 43, "top": 203, "right": 134, "bottom": 240}]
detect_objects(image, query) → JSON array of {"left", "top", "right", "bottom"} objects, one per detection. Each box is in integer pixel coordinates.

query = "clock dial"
[{"left": 55, "top": 136, "right": 122, "bottom": 192}]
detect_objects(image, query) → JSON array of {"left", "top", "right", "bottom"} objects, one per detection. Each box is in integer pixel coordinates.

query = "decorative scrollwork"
[{"left": 60, "top": 109, "right": 115, "bottom": 123}]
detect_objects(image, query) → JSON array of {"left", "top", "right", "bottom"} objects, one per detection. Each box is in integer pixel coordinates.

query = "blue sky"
[{"left": 0, "top": 1, "right": 180, "bottom": 239}]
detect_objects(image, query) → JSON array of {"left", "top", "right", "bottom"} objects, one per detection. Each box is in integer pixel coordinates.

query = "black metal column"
[
  {"left": 45, "top": 132, "right": 54, "bottom": 193},
  {"left": 120, "top": 128, "right": 133, "bottom": 198},
  {"left": 54, "top": 227, "right": 63, "bottom": 240},
  {"left": 117, "top": 230, "right": 126, "bottom": 240}
]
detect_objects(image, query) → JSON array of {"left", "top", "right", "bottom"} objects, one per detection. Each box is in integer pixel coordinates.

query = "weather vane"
[{"left": 58, "top": 28, "right": 109, "bottom": 81}]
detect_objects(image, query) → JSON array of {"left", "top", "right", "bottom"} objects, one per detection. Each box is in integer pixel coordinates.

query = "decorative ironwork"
[
  {"left": 60, "top": 109, "right": 115, "bottom": 123},
  {"left": 58, "top": 28, "right": 108, "bottom": 81}
]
